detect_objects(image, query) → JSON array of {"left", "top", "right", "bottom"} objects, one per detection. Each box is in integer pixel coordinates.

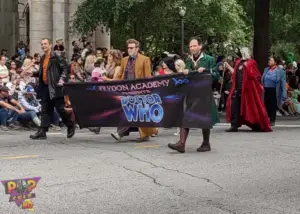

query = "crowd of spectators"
[{"left": 1, "top": 39, "right": 299, "bottom": 132}]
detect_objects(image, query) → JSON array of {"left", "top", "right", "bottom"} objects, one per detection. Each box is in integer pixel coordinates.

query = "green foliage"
[
  {"left": 238, "top": 0, "right": 300, "bottom": 60},
  {"left": 72, "top": 0, "right": 250, "bottom": 56},
  {"left": 71, "top": 0, "right": 300, "bottom": 59}
]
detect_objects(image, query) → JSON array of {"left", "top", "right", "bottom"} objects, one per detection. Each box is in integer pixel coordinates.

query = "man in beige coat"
[{"left": 111, "top": 39, "right": 157, "bottom": 142}]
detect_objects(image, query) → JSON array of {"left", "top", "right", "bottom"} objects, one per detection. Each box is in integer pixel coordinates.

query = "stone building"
[{"left": 0, "top": 0, "right": 110, "bottom": 57}]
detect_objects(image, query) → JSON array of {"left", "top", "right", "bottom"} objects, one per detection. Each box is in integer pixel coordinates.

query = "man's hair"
[
  {"left": 189, "top": 36, "right": 202, "bottom": 45},
  {"left": 84, "top": 42, "right": 91, "bottom": 48},
  {"left": 126, "top": 39, "right": 140, "bottom": 48},
  {"left": 41, "top": 38, "right": 52, "bottom": 44},
  {"left": 34, "top": 53, "right": 40, "bottom": 58},
  {"left": 94, "top": 58, "right": 105, "bottom": 67}
]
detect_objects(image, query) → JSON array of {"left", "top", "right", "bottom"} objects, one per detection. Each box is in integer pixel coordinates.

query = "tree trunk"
[{"left": 253, "top": 0, "right": 270, "bottom": 72}]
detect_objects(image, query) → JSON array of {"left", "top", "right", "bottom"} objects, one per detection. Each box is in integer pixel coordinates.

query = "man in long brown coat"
[{"left": 111, "top": 39, "right": 157, "bottom": 142}]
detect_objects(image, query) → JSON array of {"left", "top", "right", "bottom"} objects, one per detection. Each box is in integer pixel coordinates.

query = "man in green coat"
[{"left": 168, "top": 37, "right": 220, "bottom": 153}]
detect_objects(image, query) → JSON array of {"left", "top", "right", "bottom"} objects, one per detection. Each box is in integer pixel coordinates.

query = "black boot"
[
  {"left": 168, "top": 128, "right": 189, "bottom": 153},
  {"left": 30, "top": 129, "right": 47, "bottom": 140},
  {"left": 67, "top": 124, "right": 75, "bottom": 138},
  {"left": 197, "top": 129, "right": 211, "bottom": 152}
]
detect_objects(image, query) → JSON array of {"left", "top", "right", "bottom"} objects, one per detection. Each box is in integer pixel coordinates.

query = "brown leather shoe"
[
  {"left": 168, "top": 142, "right": 185, "bottom": 153},
  {"left": 197, "top": 143, "right": 211, "bottom": 152}
]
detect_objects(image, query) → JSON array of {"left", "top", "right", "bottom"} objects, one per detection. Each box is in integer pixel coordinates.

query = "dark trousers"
[
  {"left": 264, "top": 87, "right": 277, "bottom": 122},
  {"left": 40, "top": 86, "right": 73, "bottom": 131},
  {"left": 230, "top": 90, "right": 242, "bottom": 128},
  {"left": 179, "top": 128, "right": 210, "bottom": 144},
  {"left": 117, "top": 127, "right": 139, "bottom": 137}
]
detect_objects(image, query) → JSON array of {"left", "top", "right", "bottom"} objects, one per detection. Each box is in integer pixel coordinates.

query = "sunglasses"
[{"left": 128, "top": 47, "right": 136, "bottom": 50}]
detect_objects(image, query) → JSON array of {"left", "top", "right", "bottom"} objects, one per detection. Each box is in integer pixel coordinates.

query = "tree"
[
  {"left": 253, "top": 0, "right": 270, "bottom": 72},
  {"left": 71, "top": 0, "right": 250, "bottom": 56},
  {"left": 238, "top": 0, "right": 300, "bottom": 62}
]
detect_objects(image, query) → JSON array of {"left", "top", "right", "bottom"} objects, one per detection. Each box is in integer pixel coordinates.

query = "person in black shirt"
[
  {"left": 29, "top": 38, "right": 75, "bottom": 140},
  {"left": 0, "top": 86, "right": 25, "bottom": 131}
]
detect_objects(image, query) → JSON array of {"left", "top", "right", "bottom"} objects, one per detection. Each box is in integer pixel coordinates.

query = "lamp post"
[{"left": 179, "top": 7, "right": 186, "bottom": 55}]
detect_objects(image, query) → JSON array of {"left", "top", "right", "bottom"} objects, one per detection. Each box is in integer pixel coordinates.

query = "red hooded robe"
[{"left": 226, "top": 59, "right": 272, "bottom": 132}]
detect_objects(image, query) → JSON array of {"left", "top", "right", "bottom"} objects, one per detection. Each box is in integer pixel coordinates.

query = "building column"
[
  {"left": 30, "top": 0, "right": 53, "bottom": 55},
  {"left": 67, "top": 0, "right": 84, "bottom": 59},
  {"left": 18, "top": 0, "right": 28, "bottom": 44},
  {"left": 95, "top": 26, "right": 111, "bottom": 50},
  {"left": 0, "top": 0, "right": 19, "bottom": 55},
  {"left": 53, "top": 0, "right": 68, "bottom": 46}
]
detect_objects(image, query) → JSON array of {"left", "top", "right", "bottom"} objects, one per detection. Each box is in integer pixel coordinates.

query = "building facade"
[{"left": 0, "top": 0, "right": 110, "bottom": 57}]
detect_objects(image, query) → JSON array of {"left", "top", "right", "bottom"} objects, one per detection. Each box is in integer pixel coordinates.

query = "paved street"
[{"left": 0, "top": 122, "right": 300, "bottom": 214}]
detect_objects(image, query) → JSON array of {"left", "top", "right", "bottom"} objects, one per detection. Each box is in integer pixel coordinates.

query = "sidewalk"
[{"left": 218, "top": 112, "right": 300, "bottom": 121}]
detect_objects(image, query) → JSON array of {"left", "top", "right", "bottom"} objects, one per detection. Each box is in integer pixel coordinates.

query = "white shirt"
[
  {"left": 0, "top": 64, "right": 9, "bottom": 83},
  {"left": 6, "top": 81, "right": 26, "bottom": 96}
]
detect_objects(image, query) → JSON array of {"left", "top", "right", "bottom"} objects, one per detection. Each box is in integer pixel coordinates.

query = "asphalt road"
[{"left": 0, "top": 123, "right": 300, "bottom": 214}]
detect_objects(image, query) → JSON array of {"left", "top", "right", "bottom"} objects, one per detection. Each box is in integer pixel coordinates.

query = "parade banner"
[{"left": 64, "top": 72, "right": 213, "bottom": 129}]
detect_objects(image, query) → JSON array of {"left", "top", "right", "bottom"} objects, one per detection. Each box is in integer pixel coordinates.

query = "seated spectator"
[
  {"left": 0, "top": 55, "right": 9, "bottom": 85},
  {"left": 287, "top": 75, "right": 300, "bottom": 114},
  {"left": 283, "top": 82, "right": 299, "bottom": 115},
  {"left": 18, "top": 85, "right": 41, "bottom": 127},
  {"left": 9, "top": 61, "right": 17, "bottom": 82},
  {"left": 6, "top": 74, "right": 26, "bottom": 100},
  {"left": 0, "top": 85, "right": 25, "bottom": 131}
]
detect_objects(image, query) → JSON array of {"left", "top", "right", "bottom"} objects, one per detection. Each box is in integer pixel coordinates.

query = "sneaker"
[
  {"left": 173, "top": 132, "right": 179, "bottom": 136},
  {"left": 51, "top": 125, "right": 61, "bottom": 131},
  {"left": 111, "top": 132, "right": 121, "bottom": 142},
  {"left": 8, "top": 123, "right": 20, "bottom": 130},
  {"left": 0, "top": 125, "right": 8, "bottom": 131}
]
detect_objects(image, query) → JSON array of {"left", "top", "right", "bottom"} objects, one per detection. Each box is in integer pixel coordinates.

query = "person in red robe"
[{"left": 224, "top": 47, "right": 272, "bottom": 132}]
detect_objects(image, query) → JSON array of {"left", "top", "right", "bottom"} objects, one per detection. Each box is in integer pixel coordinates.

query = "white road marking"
[{"left": 0, "top": 155, "right": 38, "bottom": 160}]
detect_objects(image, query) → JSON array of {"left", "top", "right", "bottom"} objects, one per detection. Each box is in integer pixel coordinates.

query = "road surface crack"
[
  {"left": 122, "top": 151, "right": 223, "bottom": 190},
  {"left": 207, "top": 200, "right": 237, "bottom": 214},
  {"left": 121, "top": 166, "right": 184, "bottom": 197}
]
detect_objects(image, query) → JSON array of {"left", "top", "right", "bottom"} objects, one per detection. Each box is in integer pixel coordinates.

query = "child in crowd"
[{"left": 91, "top": 58, "right": 106, "bottom": 82}]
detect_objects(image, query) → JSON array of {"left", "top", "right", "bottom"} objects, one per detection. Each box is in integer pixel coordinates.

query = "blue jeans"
[
  {"left": 0, "top": 108, "right": 19, "bottom": 126},
  {"left": 18, "top": 110, "right": 38, "bottom": 121}
]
